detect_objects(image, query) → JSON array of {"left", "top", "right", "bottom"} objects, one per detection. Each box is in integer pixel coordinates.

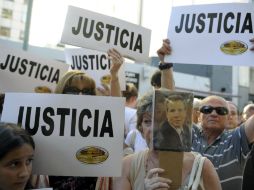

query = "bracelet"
[{"left": 158, "top": 62, "right": 173, "bottom": 70}]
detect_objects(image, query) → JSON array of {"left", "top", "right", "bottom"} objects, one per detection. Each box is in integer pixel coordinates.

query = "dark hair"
[
  {"left": 122, "top": 83, "right": 138, "bottom": 101},
  {"left": 150, "top": 70, "right": 161, "bottom": 88},
  {"left": 0, "top": 122, "right": 35, "bottom": 160},
  {"left": 165, "top": 94, "right": 186, "bottom": 112},
  {"left": 136, "top": 91, "right": 153, "bottom": 132}
]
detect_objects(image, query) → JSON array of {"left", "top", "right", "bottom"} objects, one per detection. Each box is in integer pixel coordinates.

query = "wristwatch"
[{"left": 158, "top": 62, "right": 173, "bottom": 70}]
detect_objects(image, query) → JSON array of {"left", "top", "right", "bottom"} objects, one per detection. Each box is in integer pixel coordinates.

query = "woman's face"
[
  {"left": 0, "top": 144, "right": 34, "bottom": 190},
  {"left": 63, "top": 75, "right": 95, "bottom": 95},
  {"left": 142, "top": 112, "right": 152, "bottom": 146}
]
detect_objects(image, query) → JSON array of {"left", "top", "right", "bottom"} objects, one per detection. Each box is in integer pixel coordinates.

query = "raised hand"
[{"left": 157, "top": 39, "right": 172, "bottom": 63}]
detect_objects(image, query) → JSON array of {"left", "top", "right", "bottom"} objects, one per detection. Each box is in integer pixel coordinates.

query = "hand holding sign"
[
  {"left": 157, "top": 39, "right": 172, "bottom": 64},
  {"left": 107, "top": 48, "right": 124, "bottom": 97},
  {"left": 108, "top": 48, "right": 124, "bottom": 77},
  {"left": 144, "top": 168, "right": 172, "bottom": 190}
]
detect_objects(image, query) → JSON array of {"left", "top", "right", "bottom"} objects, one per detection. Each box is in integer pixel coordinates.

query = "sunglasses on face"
[
  {"left": 63, "top": 86, "right": 95, "bottom": 95},
  {"left": 200, "top": 105, "right": 228, "bottom": 116}
]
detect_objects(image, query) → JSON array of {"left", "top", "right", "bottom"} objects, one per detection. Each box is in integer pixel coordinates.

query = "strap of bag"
[
  {"left": 129, "top": 130, "right": 137, "bottom": 150},
  {"left": 187, "top": 154, "right": 206, "bottom": 190},
  {"left": 192, "top": 156, "right": 206, "bottom": 190}
]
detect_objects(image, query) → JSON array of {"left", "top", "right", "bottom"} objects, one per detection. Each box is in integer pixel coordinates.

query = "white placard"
[
  {"left": 61, "top": 6, "right": 151, "bottom": 63},
  {"left": 0, "top": 43, "right": 69, "bottom": 93},
  {"left": 1, "top": 93, "right": 125, "bottom": 177},
  {"left": 65, "top": 48, "right": 125, "bottom": 90},
  {"left": 166, "top": 3, "right": 254, "bottom": 66}
]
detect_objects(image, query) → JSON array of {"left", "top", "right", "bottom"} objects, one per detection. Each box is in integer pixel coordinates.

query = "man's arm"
[
  {"left": 244, "top": 115, "right": 254, "bottom": 143},
  {"left": 157, "top": 39, "right": 175, "bottom": 90}
]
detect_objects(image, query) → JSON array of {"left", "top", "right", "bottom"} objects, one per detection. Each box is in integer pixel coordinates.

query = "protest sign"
[
  {"left": 65, "top": 48, "right": 125, "bottom": 90},
  {"left": 61, "top": 6, "right": 151, "bottom": 63},
  {"left": 0, "top": 43, "right": 69, "bottom": 93},
  {"left": 166, "top": 3, "right": 254, "bottom": 66},
  {"left": 1, "top": 93, "right": 125, "bottom": 177},
  {"left": 153, "top": 90, "right": 193, "bottom": 152}
]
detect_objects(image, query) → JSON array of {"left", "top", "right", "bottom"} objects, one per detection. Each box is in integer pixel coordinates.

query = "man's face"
[
  {"left": 227, "top": 103, "right": 239, "bottom": 129},
  {"left": 242, "top": 108, "right": 254, "bottom": 121},
  {"left": 166, "top": 100, "right": 186, "bottom": 128},
  {"left": 200, "top": 98, "right": 229, "bottom": 132}
]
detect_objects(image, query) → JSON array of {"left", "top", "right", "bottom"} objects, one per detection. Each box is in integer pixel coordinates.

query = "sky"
[{"left": 29, "top": 0, "right": 249, "bottom": 57}]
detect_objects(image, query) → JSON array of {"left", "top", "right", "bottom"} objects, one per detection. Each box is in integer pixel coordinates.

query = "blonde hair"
[
  {"left": 122, "top": 83, "right": 138, "bottom": 101},
  {"left": 54, "top": 70, "right": 96, "bottom": 94}
]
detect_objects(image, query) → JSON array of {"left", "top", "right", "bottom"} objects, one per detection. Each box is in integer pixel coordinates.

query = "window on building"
[
  {"left": 2, "top": 8, "right": 13, "bottom": 19},
  {"left": 19, "top": 30, "right": 24, "bottom": 40},
  {"left": 0, "top": 26, "right": 11, "bottom": 37}
]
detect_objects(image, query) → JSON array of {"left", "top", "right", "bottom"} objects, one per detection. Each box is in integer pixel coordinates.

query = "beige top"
[{"left": 129, "top": 150, "right": 204, "bottom": 190}]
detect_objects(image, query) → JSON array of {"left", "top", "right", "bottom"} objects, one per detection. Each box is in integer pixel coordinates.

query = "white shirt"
[
  {"left": 125, "top": 129, "right": 148, "bottom": 153},
  {"left": 124, "top": 107, "right": 137, "bottom": 135}
]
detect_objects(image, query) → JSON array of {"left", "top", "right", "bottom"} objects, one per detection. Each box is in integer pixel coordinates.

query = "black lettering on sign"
[
  {"left": 79, "top": 109, "right": 92, "bottom": 137},
  {"left": 42, "top": 107, "right": 55, "bottom": 136},
  {"left": 175, "top": 12, "right": 253, "bottom": 34},
  {"left": 57, "top": 108, "right": 70, "bottom": 136},
  {"left": 17, "top": 106, "right": 114, "bottom": 137},
  {"left": 100, "top": 110, "right": 113, "bottom": 137},
  {"left": 71, "top": 16, "right": 143, "bottom": 53},
  {"left": 0, "top": 54, "right": 60, "bottom": 83},
  {"left": 71, "top": 54, "right": 111, "bottom": 70}
]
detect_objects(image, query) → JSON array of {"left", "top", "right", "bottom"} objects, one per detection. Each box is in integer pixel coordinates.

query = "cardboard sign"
[
  {"left": 0, "top": 43, "right": 69, "bottom": 93},
  {"left": 165, "top": 3, "right": 254, "bottom": 66},
  {"left": 159, "top": 151, "right": 183, "bottom": 190},
  {"left": 61, "top": 6, "right": 151, "bottom": 63},
  {"left": 1, "top": 93, "right": 125, "bottom": 177},
  {"left": 153, "top": 90, "right": 193, "bottom": 152},
  {"left": 64, "top": 48, "right": 126, "bottom": 90}
]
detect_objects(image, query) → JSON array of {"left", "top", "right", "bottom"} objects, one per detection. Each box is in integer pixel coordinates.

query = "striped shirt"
[{"left": 192, "top": 124, "right": 250, "bottom": 190}]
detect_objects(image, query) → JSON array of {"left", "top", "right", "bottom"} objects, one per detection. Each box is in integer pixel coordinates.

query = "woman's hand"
[
  {"left": 157, "top": 39, "right": 172, "bottom": 64},
  {"left": 107, "top": 48, "right": 123, "bottom": 97},
  {"left": 144, "top": 168, "right": 172, "bottom": 190},
  {"left": 107, "top": 48, "right": 124, "bottom": 77}
]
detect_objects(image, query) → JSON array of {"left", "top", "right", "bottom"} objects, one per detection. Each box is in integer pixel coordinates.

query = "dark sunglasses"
[
  {"left": 63, "top": 86, "right": 95, "bottom": 95},
  {"left": 200, "top": 106, "right": 228, "bottom": 116}
]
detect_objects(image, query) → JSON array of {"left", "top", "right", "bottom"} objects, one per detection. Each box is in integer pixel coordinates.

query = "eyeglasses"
[
  {"left": 63, "top": 86, "right": 95, "bottom": 95},
  {"left": 200, "top": 106, "right": 228, "bottom": 116}
]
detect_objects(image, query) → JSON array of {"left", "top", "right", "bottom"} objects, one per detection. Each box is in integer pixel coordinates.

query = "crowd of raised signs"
[{"left": 1, "top": 2, "right": 254, "bottom": 190}]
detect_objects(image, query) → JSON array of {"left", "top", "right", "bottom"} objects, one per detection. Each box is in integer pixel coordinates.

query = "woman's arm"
[
  {"left": 202, "top": 159, "right": 222, "bottom": 190},
  {"left": 107, "top": 48, "right": 123, "bottom": 97},
  {"left": 113, "top": 155, "right": 133, "bottom": 190},
  {"left": 157, "top": 39, "right": 175, "bottom": 90}
]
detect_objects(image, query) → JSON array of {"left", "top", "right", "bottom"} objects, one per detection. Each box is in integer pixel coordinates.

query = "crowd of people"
[
  {"left": 1, "top": 37, "right": 254, "bottom": 190},
  {"left": 1, "top": 9, "right": 254, "bottom": 190}
]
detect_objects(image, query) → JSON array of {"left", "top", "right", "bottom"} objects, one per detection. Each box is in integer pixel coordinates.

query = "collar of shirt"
[{"left": 175, "top": 127, "right": 183, "bottom": 136}]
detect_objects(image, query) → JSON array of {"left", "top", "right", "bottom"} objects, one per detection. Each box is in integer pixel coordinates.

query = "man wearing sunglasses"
[{"left": 191, "top": 95, "right": 254, "bottom": 190}]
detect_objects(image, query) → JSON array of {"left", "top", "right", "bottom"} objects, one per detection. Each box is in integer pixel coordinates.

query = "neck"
[
  {"left": 147, "top": 150, "right": 159, "bottom": 167},
  {"left": 146, "top": 150, "right": 159, "bottom": 173},
  {"left": 203, "top": 129, "right": 223, "bottom": 145}
]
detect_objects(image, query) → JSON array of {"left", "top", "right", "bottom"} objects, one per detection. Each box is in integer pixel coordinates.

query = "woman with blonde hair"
[{"left": 49, "top": 48, "right": 123, "bottom": 190}]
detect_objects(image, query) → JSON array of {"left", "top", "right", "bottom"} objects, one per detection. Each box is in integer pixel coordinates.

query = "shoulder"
[
  {"left": 201, "top": 158, "right": 222, "bottom": 190},
  {"left": 125, "top": 107, "right": 137, "bottom": 114}
]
